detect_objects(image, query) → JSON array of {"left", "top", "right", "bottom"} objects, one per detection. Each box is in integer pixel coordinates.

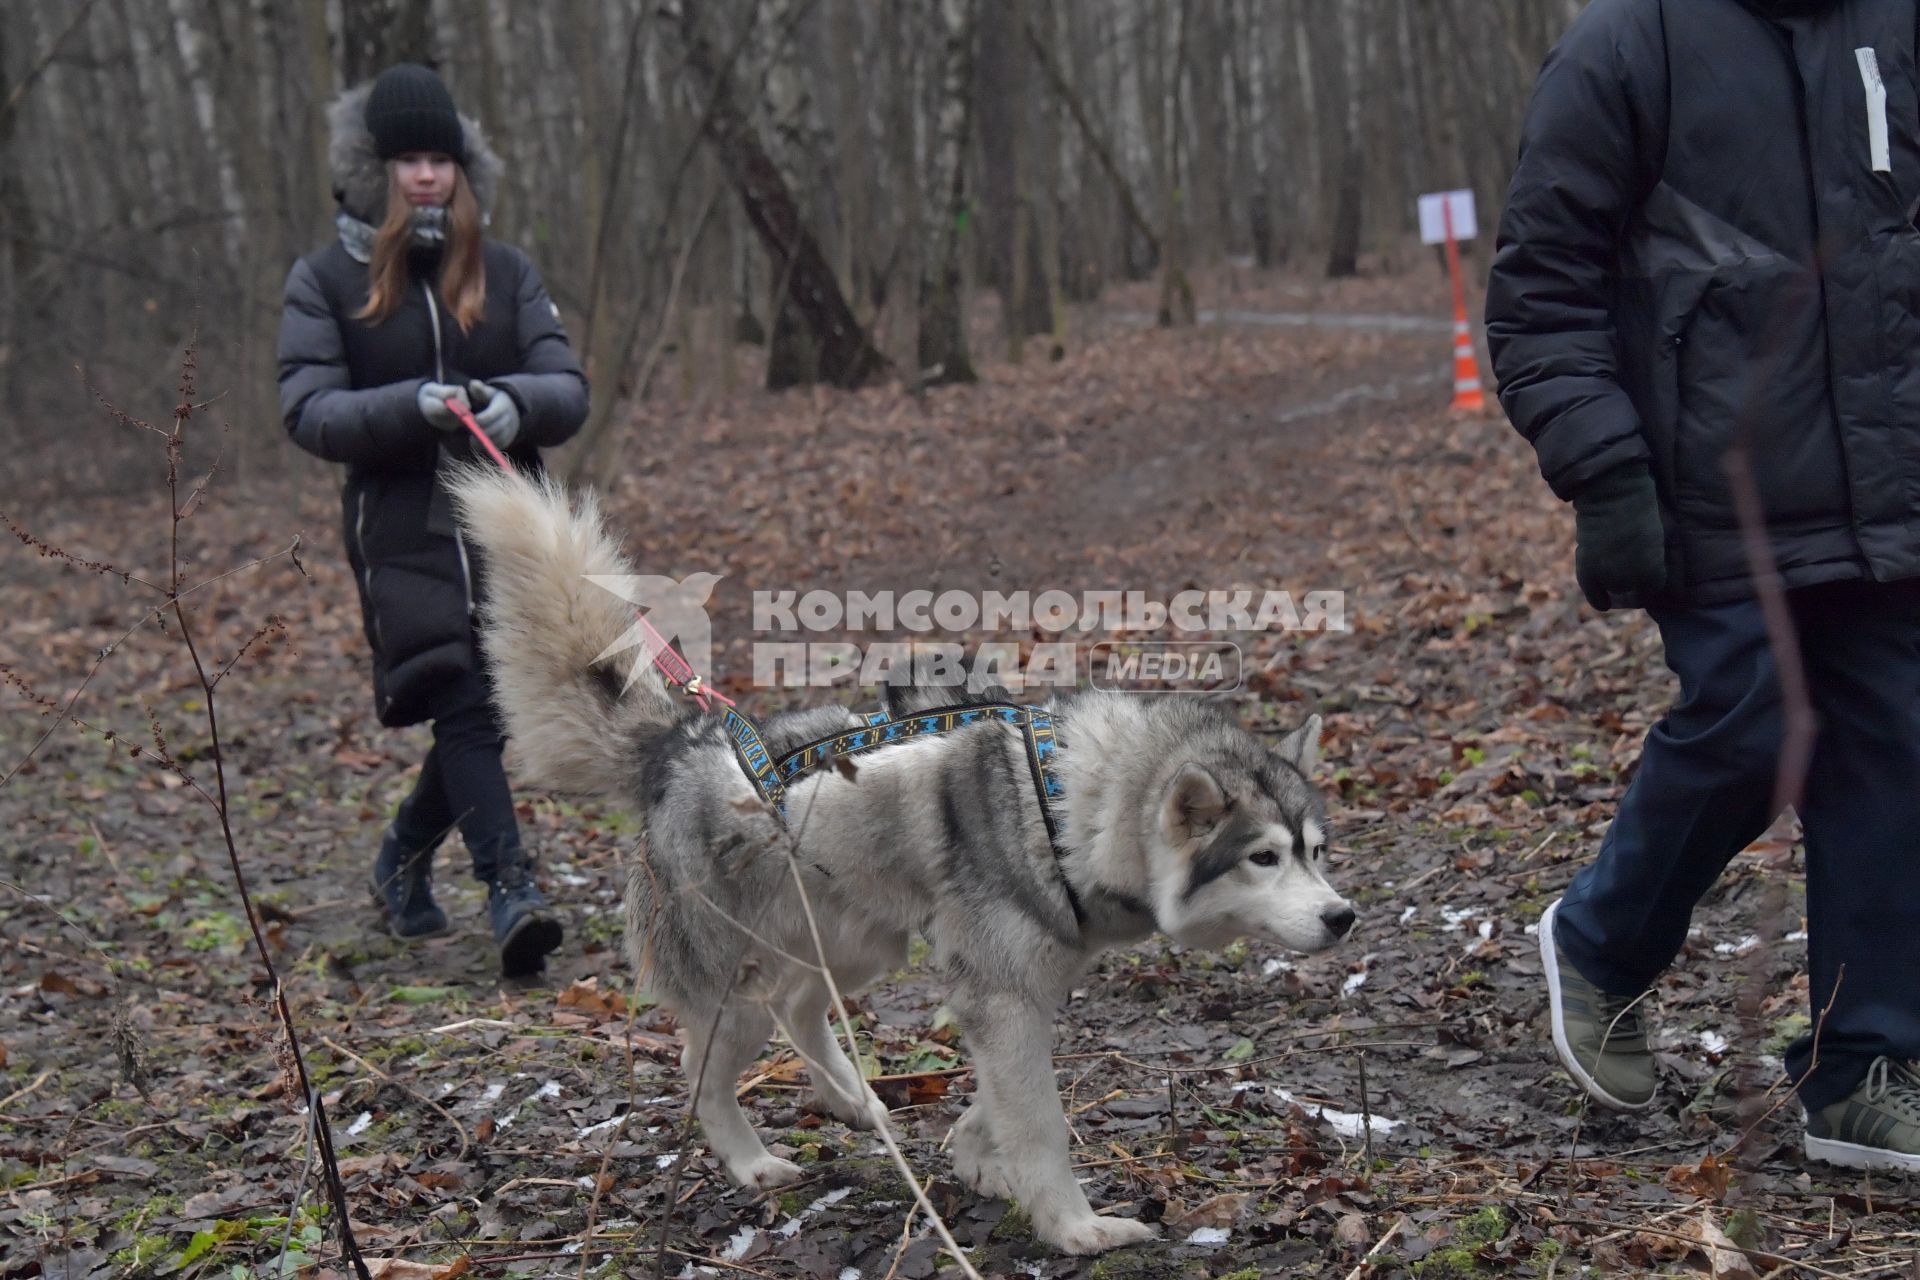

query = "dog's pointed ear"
[
  {"left": 1276, "top": 713, "right": 1322, "bottom": 774},
  {"left": 1162, "top": 761, "right": 1229, "bottom": 844}
]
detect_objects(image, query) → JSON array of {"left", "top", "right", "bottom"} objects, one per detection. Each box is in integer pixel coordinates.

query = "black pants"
[
  {"left": 1556, "top": 580, "right": 1920, "bottom": 1111},
  {"left": 390, "top": 670, "right": 523, "bottom": 880}
]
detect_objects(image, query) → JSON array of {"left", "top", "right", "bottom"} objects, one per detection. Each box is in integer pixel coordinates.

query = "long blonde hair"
[{"left": 355, "top": 164, "right": 486, "bottom": 333}]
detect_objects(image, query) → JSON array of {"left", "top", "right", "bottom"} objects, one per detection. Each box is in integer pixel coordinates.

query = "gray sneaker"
[
  {"left": 1804, "top": 1057, "right": 1920, "bottom": 1174},
  {"left": 1540, "top": 899, "right": 1657, "bottom": 1111}
]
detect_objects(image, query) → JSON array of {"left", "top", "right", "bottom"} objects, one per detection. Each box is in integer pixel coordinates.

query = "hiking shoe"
[
  {"left": 369, "top": 827, "right": 451, "bottom": 940},
  {"left": 486, "top": 854, "right": 563, "bottom": 978},
  {"left": 1805, "top": 1057, "right": 1920, "bottom": 1174},
  {"left": 1540, "top": 898, "right": 1657, "bottom": 1111}
]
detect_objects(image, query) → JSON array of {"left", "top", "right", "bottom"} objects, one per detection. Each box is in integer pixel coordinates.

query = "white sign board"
[{"left": 1418, "top": 190, "right": 1478, "bottom": 245}]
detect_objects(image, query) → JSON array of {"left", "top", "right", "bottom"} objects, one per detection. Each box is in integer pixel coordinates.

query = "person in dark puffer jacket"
[
  {"left": 278, "top": 64, "right": 588, "bottom": 977},
  {"left": 1488, "top": 0, "right": 1920, "bottom": 1170}
]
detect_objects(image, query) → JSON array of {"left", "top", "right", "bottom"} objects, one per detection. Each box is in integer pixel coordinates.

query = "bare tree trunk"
[
  {"left": 1235, "top": 0, "right": 1276, "bottom": 267},
  {"left": 1154, "top": 0, "right": 1195, "bottom": 327},
  {"left": 340, "top": 0, "right": 432, "bottom": 84},
  {"left": 0, "top": 19, "right": 25, "bottom": 406},
  {"left": 665, "top": 0, "right": 887, "bottom": 390},
  {"left": 976, "top": 0, "right": 1050, "bottom": 348},
  {"left": 756, "top": 0, "right": 826, "bottom": 389},
  {"left": 1024, "top": 12, "right": 1160, "bottom": 266},
  {"left": 1289, "top": 0, "right": 1321, "bottom": 259},
  {"left": 1325, "top": 0, "right": 1365, "bottom": 278},
  {"left": 917, "top": 0, "right": 976, "bottom": 386}
]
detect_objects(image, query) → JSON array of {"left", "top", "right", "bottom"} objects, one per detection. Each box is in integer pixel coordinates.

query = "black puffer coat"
[
  {"left": 278, "top": 84, "right": 589, "bottom": 726},
  {"left": 1486, "top": 0, "right": 1920, "bottom": 605}
]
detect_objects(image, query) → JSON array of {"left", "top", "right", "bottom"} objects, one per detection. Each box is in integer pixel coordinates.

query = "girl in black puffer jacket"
[{"left": 277, "top": 64, "right": 588, "bottom": 976}]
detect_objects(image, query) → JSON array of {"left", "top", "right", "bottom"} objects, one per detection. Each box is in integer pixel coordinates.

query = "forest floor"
[{"left": 5, "top": 268, "right": 1916, "bottom": 1279}]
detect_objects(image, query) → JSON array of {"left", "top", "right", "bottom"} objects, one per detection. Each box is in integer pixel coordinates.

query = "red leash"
[
  {"left": 447, "top": 396, "right": 512, "bottom": 469},
  {"left": 447, "top": 394, "right": 734, "bottom": 712}
]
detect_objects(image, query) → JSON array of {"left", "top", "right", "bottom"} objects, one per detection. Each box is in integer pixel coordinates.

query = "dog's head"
[{"left": 1147, "top": 714, "right": 1353, "bottom": 954}]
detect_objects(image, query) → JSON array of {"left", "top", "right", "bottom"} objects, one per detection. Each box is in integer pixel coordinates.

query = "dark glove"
[{"left": 1572, "top": 464, "right": 1667, "bottom": 611}]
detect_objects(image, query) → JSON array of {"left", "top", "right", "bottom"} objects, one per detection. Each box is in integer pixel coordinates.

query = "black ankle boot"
[
  {"left": 370, "top": 827, "right": 451, "bottom": 940},
  {"left": 483, "top": 849, "right": 563, "bottom": 977}
]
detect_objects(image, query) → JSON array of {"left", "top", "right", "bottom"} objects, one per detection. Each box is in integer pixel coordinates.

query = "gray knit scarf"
[{"left": 335, "top": 204, "right": 449, "bottom": 265}]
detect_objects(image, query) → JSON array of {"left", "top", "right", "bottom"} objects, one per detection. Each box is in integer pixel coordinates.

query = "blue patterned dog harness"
[{"left": 721, "top": 701, "right": 1068, "bottom": 854}]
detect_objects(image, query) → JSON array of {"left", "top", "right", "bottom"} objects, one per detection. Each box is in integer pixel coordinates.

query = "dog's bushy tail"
[{"left": 449, "top": 467, "right": 681, "bottom": 802}]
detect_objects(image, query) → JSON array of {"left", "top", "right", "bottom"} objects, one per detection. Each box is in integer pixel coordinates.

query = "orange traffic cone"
[
  {"left": 1450, "top": 317, "right": 1485, "bottom": 414},
  {"left": 1440, "top": 204, "right": 1487, "bottom": 415}
]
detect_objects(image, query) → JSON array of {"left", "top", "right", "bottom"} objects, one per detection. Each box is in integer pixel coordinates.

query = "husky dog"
[{"left": 450, "top": 470, "right": 1354, "bottom": 1255}]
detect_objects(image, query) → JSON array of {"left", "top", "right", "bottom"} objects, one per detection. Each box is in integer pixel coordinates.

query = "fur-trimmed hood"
[{"left": 327, "top": 81, "right": 501, "bottom": 224}]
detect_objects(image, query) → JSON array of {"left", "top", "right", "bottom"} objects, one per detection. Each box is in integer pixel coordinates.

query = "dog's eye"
[{"left": 1249, "top": 850, "right": 1279, "bottom": 867}]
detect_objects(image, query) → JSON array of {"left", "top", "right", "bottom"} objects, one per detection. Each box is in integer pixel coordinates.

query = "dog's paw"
[
  {"left": 730, "top": 1154, "right": 805, "bottom": 1191},
  {"left": 1042, "top": 1214, "right": 1159, "bottom": 1256},
  {"left": 952, "top": 1145, "right": 1018, "bottom": 1201},
  {"left": 812, "top": 1085, "right": 887, "bottom": 1132}
]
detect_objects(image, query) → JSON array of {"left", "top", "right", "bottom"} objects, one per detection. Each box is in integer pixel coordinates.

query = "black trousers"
[
  {"left": 390, "top": 670, "right": 523, "bottom": 880},
  {"left": 1556, "top": 580, "right": 1920, "bottom": 1111}
]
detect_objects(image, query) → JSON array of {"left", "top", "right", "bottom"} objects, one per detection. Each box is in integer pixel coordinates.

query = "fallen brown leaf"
[
  {"left": 1665, "top": 1151, "right": 1733, "bottom": 1201},
  {"left": 1169, "top": 1191, "right": 1248, "bottom": 1232},
  {"left": 361, "top": 1258, "right": 469, "bottom": 1279}
]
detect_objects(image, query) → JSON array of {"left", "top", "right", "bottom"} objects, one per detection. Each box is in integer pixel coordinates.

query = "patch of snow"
[
  {"left": 1476, "top": 920, "right": 1495, "bottom": 942},
  {"left": 1700, "top": 1030, "right": 1729, "bottom": 1055},
  {"left": 482, "top": 1082, "right": 505, "bottom": 1103},
  {"left": 1523, "top": 923, "right": 1539, "bottom": 937},
  {"left": 1262, "top": 956, "right": 1293, "bottom": 976},
  {"left": 776, "top": 1186, "right": 855, "bottom": 1239},
  {"left": 1270, "top": 1086, "right": 1403, "bottom": 1138},
  {"left": 1398, "top": 906, "right": 1417, "bottom": 925},
  {"left": 535, "top": 1080, "right": 562, "bottom": 1102},
  {"left": 644, "top": 1094, "right": 677, "bottom": 1104},
  {"left": 347, "top": 1111, "right": 372, "bottom": 1137},
  {"left": 1713, "top": 935, "right": 1760, "bottom": 956},
  {"left": 1785, "top": 930, "right": 1808, "bottom": 943},
  {"left": 838, "top": 1270, "right": 864, "bottom": 1280},
  {"left": 1341, "top": 959, "right": 1372, "bottom": 996},
  {"left": 655, "top": 1154, "right": 678, "bottom": 1169},
  {"left": 1186, "top": 1227, "right": 1232, "bottom": 1246},
  {"left": 722, "top": 1227, "right": 759, "bottom": 1261},
  {"left": 578, "top": 1115, "right": 624, "bottom": 1139},
  {"left": 1441, "top": 906, "right": 1478, "bottom": 931}
]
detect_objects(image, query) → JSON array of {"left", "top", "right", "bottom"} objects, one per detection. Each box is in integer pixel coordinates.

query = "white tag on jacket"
[{"left": 1858, "top": 47, "right": 1892, "bottom": 173}]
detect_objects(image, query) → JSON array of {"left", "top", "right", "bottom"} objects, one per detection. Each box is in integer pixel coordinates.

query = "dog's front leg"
[
  {"left": 683, "top": 1002, "right": 803, "bottom": 1191},
  {"left": 955, "top": 991, "right": 1158, "bottom": 1255}
]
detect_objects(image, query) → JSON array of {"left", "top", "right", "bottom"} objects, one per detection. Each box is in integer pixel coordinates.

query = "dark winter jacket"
[
  {"left": 278, "top": 83, "right": 589, "bottom": 726},
  {"left": 1486, "top": 0, "right": 1920, "bottom": 605}
]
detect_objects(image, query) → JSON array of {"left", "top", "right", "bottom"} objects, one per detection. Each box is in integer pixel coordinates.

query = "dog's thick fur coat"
[{"left": 451, "top": 469, "right": 1353, "bottom": 1254}]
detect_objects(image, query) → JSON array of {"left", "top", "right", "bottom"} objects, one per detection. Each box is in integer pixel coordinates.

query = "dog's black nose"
[{"left": 1322, "top": 905, "right": 1356, "bottom": 939}]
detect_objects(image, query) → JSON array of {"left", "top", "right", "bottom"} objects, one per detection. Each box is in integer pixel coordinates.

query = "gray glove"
[
  {"left": 467, "top": 380, "right": 522, "bottom": 451},
  {"left": 417, "top": 381, "right": 471, "bottom": 432}
]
